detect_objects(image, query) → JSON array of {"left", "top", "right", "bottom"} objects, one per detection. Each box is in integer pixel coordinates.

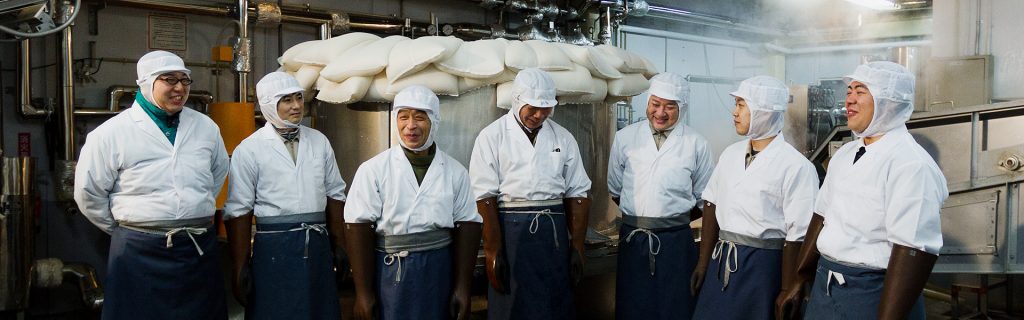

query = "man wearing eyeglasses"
[{"left": 74, "top": 50, "right": 229, "bottom": 320}]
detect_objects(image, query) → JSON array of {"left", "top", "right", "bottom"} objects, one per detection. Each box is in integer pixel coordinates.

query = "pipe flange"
[
  {"left": 330, "top": 12, "right": 350, "bottom": 35},
  {"left": 253, "top": 2, "right": 282, "bottom": 26},
  {"left": 1001, "top": 154, "right": 1023, "bottom": 172},
  {"left": 489, "top": 24, "right": 506, "bottom": 39}
]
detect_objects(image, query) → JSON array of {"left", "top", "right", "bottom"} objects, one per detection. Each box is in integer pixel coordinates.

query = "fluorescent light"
[{"left": 844, "top": 0, "right": 900, "bottom": 11}]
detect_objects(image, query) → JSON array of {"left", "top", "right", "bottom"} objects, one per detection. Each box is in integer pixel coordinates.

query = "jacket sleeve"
[{"left": 73, "top": 130, "right": 118, "bottom": 234}]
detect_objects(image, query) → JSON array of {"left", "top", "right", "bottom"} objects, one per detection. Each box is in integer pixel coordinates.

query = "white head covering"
[
  {"left": 256, "top": 72, "right": 305, "bottom": 129},
  {"left": 647, "top": 72, "right": 690, "bottom": 131},
  {"left": 135, "top": 50, "right": 191, "bottom": 109},
  {"left": 393, "top": 85, "right": 441, "bottom": 152},
  {"left": 730, "top": 75, "right": 789, "bottom": 140},
  {"left": 649, "top": 72, "right": 690, "bottom": 105},
  {"left": 843, "top": 61, "right": 915, "bottom": 138},
  {"left": 510, "top": 68, "right": 558, "bottom": 131}
]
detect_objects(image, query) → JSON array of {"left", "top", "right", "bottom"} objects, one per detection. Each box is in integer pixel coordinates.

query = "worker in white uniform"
[
  {"left": 776, "top": 61, "right": 948, "bottom": 320},
  {"left": 344, "top": 85, "right": 482, "bottom": 320},
  {"left": 689, "top": 76, "right": 818, "bottom": 320},
  {"left": 222, "top": 72, "right": 348, "bottom": 319},
  {"left": 471, "top": 68, "right": 592, "bottom": 320},
  {"left": 607, "top": 72, "right": 714, "bottom": 320},
  {"left": 73, "top": 50, "right": 229, "bottom": 320}
]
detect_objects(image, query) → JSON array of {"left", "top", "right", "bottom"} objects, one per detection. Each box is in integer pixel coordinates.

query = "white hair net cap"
[
  {"left": 649, "top": 72, "right": 689, "bottom": 105},
  {"left": 256, "top": 72, "right": 305, "bottom": 129},
  {"left": 135, "top": 51, "right": 191, "bottom": 110},
  {"left": 393, "top": 85, "right": 440, "bottom": 152},
  {"left": 510, "top": 68, "right": 557, "bottom": 132},
  {"left": 512, "top": 68, "right": 557, "bottom": 109},
  {"left": 730, "top": 75, "right": 789, "bottom": 140},
  {"left": 843, "top": 61, "right": 915, "bottom": 138}
]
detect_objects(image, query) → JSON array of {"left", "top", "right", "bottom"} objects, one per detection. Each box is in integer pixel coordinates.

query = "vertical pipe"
[
  {"left": 20, "top": 40, "right": 34, "bottom": 117},
  {"left": 969, "top": 112, "right": 979, "bottom": 188},
  {"left": 319, "top": 23, "right": 331, "bottom": 40},
  {"left": 238, "top": 0, "right": 249, "bottom": 103},
  {"left": 61, "top": 11, "right": 75, "bottom": 161}
]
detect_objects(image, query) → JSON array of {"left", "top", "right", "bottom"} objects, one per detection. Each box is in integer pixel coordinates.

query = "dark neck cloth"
[
  {"left": 403, "top": 144, "right": 437, "bottom": 184},
  {"left": 516, "top": 117, "right": 542, "bottom": 145}
]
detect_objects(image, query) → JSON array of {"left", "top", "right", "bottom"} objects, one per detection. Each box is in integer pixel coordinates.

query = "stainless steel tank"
[
  {"left": 315, "top": 86, "right": 620, "bottom": 236},
  {"left": 1, "top": 157, "right": 35, "bottom": 311}
]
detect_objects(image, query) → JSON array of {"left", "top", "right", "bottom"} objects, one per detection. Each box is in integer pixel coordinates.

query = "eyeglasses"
[{"left": 158, "top": 77, "right": 193, "bottom": 86}]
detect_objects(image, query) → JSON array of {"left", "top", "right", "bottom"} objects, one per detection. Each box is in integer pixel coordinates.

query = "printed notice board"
[{"left": 149, "top": 15, "right": 188, "bottom": 52}]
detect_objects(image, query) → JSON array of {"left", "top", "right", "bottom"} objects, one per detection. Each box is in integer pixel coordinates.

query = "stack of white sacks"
[{"left": 278, "top": 32, "right": 658, "bottom": 108}]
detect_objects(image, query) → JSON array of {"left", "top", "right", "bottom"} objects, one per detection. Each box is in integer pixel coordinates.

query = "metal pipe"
[
  {"left": 236, "top": 0, "right": 249, "bottom": 104},
  {"left": 62, "top": 262, "right": 103, "bottom": 309},
  {"left": 61, "top": 4, "right": 75, "bottom": 161},
  {"left": 641, "top": 2, "right": 783, "bottom": 37},
  {"left": 764, "top": 40, "right": 932, "bottom": 55},
  {"left": 319, "top": 23, "right": 331, "bottom": 40},
  {"left": 618, "top": 25, "right": 751, "bottom": 48},
  {"left": 92, "top": 0, "right": 230, "bottom": 16},
  {"left": 20, "top": 40, "right": 51, "bottom": 117}
]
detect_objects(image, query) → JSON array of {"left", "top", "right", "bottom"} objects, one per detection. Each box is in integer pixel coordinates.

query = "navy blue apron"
[
  {"left": 103, "top": 222, "right": 226, "bottom": 320},
  {"left": 375, "top": 229, "right": 453, "bottom": 320},
  {"left": 615, "top": 214, "right": 697, "bottom": 320},
  {"left": 805, "top": 256, "right": 926, "bottom": 320},
  {"left": 247, "top": 212, "right": 340, "bottom": 320},
  {"left": 692, "top": 231, "right": 783, "bottom": 320},
  {"left": 488, "top": 202, "right": 574, "bottom": 320}
]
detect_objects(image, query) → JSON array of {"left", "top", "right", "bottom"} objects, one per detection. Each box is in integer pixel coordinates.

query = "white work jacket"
[
  {"left": 469, "top": 114, "right": 591, "bottom": 202},
  {"left": 815, "top": 126, "right": 948, "bottom": 269},
  {"left": 344, "top": 145, "right": 481, "bottom": 235},
  {"left": 607, "top": 121, "right": 714, "bottom": 218},
  {"left": 702, "top": 134, "right": 819, "bottom": 241},
  {"left": 223, "top": 123, "right": 347, "bottom": 219},
  {"left": 74, "top": 103, "right": 229, "bottom": 233}
]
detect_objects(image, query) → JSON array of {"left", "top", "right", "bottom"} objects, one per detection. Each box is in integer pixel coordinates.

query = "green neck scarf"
[
  {"left": 403, "top": 144, "right": 436, "bottom": 185},
  {"left": 136, "top": 91, "right": 179, "bottom": 145}
]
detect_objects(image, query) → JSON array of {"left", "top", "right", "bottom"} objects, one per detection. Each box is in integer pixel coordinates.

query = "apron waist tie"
[
  {"left": 255, "top": 223, "right": 328, "bottom": 259},
  {"left": 119, "top": 218, "right": 212, "bottom": 256},
  {"left": 825, "top": 270, "right": 846, "bottom": 296},
  {"left": 376, "top": 229, "right": 452, "bottom": 284},
  {"left": 625, "top": 228, "right": 661, "bottom": 276},
  {"left": 711, "top": 230, "right": 784, "bottom": 290},
  {"left": 621, "top": 213, "right": 689, "bottom": 276},
  {"left": 712, "top": 239, "right": 739, "bottom": 290},
  {"left": 383, "top": 252, "right": 409, "bottom": 284},
  {"left": 164, "top": 227, "right": 208, "bottom": 256},
  {"left": 503, "top": 208, "right": 564, "bottom": 250}
]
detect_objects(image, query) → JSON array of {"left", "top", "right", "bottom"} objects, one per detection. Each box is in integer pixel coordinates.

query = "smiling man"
[
  {"left": 74, "top": 50, "right": 229, "bottom": 319},
  {"left": 470, "top": 68, "right": 592, "bottom": 320},
  {"left": 776, "top": 61, "right": 948, "bottom": 319},
  {"left": 344, "top": 85, "right": 482, "bottom": 320},
  {"left": 607, "top": 72, "right": 714, "bottom": 320}
]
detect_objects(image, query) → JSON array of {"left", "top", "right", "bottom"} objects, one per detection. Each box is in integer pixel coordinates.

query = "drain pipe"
[
  {"left": 56, "top": 0, "right": 77, "bottom": 202},
  {"left": 19, "top": 40, "right": 51, "bottom": 117},
  {"left": 60, "top": 2, "right": 75, "bottom": 161},
  {"left": 234, "top": 0, "right": 251, "bottom": 103}
]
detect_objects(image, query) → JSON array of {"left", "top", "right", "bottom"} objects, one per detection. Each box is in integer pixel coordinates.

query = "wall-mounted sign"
[{"left": 148, "top": 14, "right": 188, "bottom": 52}]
